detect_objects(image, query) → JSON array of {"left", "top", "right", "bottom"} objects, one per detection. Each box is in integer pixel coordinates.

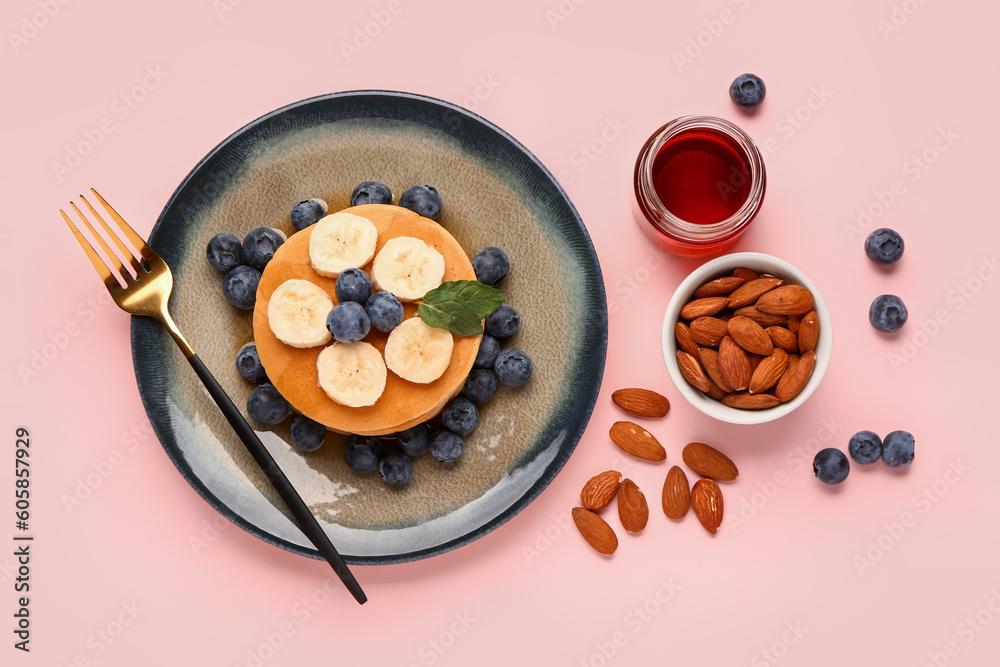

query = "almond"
[
  {"left": 572, "top": 507, "right": 618, "bottom": 555},
  {"left": 580, "top": 470, "right": 622, "bottom": 510},
  {"left": 674, "top": 322, "right": 701, "bottom": 357},
  {"left": 733, "top": 306, "right": 788, "bottom": 328},
  {"left": 732, "top": 267, "right": 760, "bottom": 282},
  {"left": 691, "top": 479, "right": 724, "bottom": 535},
  {"left": 661, "top": 466, "right": 690, "bottom": 520},
  {"left": 618, "top": 479, "right": 649, "bottom": 533},
  {"left": 748, "top": 348, "right": 788, "bottom": 394},
  {"left": 703, "top": 380, "right": 728, "bottom": 400},
  {"left": 775, "top": 350, "right": 816, "bottom": 402},
  {"left": 746, "top": 352, "right": 763, "bottom": 374},
  {"left": 755, "top": 284, "right": 815, "bottom": 315},
  {"left": 682, "top": 442, "right": 739, "bottom": 481},
  {"left": 694, "top": 276, "right": 745, "bottom": 298},
  {"left": 721, "top": 392, "right": 781, "bottom": 409},
  {"left": 727, "top": 316, "right": 774, "bottom": 356},
  {"left": 612, "top": 388, "right": 670, "bottom": 419},
  {"left": 765, "top": 326, "right": 799, "bottom": 353},
  {"left": 798, "top": 310, "right": 819, "bottom": 353},
  {"left": 726, "top": 277, "right": 784, "bottom": 309},
  {"left": 786, "top": 314, "right": 802, "bottom": 334},
  {"left": 676, "top": 351, "right": 712, "bottom": 394},
  {"left": 680, "top": 296, "right": 730, "bottom": 320},
  {"left": 610, "top": 421, "right": 666, "bottom": 462},
  {"left": 718, "top": 336, "right": 751, "bottom": 391},
  {"left": 698, "top": 348, "right": 735, "bottom": 393},
  {"left": 689, "top": 316, "right": 729, "bottom": 347}
]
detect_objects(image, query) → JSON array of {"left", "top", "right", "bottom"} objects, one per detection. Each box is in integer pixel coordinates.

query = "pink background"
[{"left": 3, "top": 0, "right": 999, "bottom": 665}]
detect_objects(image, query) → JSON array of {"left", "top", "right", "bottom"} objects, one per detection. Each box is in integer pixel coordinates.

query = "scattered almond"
[
  {"left": 612, "top": 388, "right": 670, "bottom": 419},
  {"left": 691, "top": 479, "right": 724, "bottom": 535},
  {"left": 727, "top": 316, "right": 774, "bottom": 356},
  {"left": 732, "top": 267, "right": 760, "bottom": 282},
  {"left": 609, "top": 421, "right": 666, "bottom": 462},
  {"left": 682, "top": 442, "right": 739, "bottom": 481},
  {"left": 661, "top": 466, "right": 691, "bottom": 520},
  {"left": 733, "top": 305, "right": 788, "bottom": 328},
  {"left": 722, "top": 392, "right": 781, "bottom": 409},
  {"left": 676, "top": 351, "right": 713, "bottom": 394},
  {"left": 581, "top": 470, "right": 622, "bottom": 510},
  {"left": 718, "top": 336, "right": 751, "bottom": 392},
  {"left": 774, "top": 350, "right": 816, "bottom": 402},
  {"left": 765, "top": 326, "right": 799, "bottom": 353},
  {"left": 680, "top": 296, "right": 730, "bottom": 320},
  {"left": 755, "top": 284, "right": 815, "bottom": 315},
  {"left": 698, "top": 348, "right": 735, "bottom": 393},
  {"left": 572, "top": 507, "right": 618, "bottom": 554},
  {"left": 618, "top": 479, "right": 649, "bottom": 533},
  {"left": 689, "top": 316, "right": 730, "bottom": 347},
  {"left": 674, "top": 322, "right": 701, "bottom": 357},
  {"left": 748, "top": 348, "right": 789, "bottom": 394},
  {"left": 798, "top": 310, "right": 819, "bottom": 353},
  {"left": 694, "top": 275, "right": 745, "bottom": 298},
  {"left": 726, "top": 277, "right": 784, "bottom": 309}
]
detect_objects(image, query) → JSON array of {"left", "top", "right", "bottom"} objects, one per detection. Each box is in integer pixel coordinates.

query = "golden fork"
[{"left": 62, "top": 189, "right": 366, "bottom": 605}]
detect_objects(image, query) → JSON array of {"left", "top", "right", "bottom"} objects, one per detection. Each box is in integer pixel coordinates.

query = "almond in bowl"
[{"left": 661, "top": 252, "right": 832, "bottom": 425}]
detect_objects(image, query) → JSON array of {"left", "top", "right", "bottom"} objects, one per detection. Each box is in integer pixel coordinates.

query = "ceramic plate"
[{"left": 131, "top": 90, "right": 606, "bottom": 564}]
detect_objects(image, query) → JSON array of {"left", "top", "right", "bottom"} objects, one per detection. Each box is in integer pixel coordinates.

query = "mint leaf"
[{"left": 417, "top": 280, "right": 505, "bottom": 336}]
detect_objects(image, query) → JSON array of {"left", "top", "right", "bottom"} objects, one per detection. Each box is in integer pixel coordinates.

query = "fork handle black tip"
[{"left": 186, "top": 354, "right": 367, "bottom": 605}]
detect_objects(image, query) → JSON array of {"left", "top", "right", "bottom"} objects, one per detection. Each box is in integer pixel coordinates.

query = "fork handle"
[{"left": 186, "top": 354, "right": 367, "bottom": 605}]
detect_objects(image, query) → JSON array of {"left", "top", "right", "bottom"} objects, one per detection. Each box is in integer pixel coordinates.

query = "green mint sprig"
[{"left": 417, "top": 280, "right": 504, "bottom": 336}]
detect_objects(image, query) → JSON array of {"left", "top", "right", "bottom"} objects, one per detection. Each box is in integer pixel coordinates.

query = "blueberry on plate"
[
  {"left": 864, "top": 228, "right": 904, "bottom": 265},
  {"left": 350, "top": 181, "right": 393, "bottom": 206},
  {"left": 485, "top": 304, "right": 519, "bottom": 338},
  {"left": 326, "top": 301, "right": 371, "bottom": 343},
  {"left": 246, "top": 384, "right": 290, "bottom": 424},
  {"left": 462, "top": 368, "right": 498, "bottom": 403},
  {"left": 882, "top": 430, "right": 915, "bottom": 468},
  {"left": 290, "top": 198, "right": 328, "bottom": 231},
  {"left": 223, "top": 265, "right": 262, "bottom": 309},
  {"left": 396, "top": 424, "right": 431, "bottom": 457},
  {"left": 206, "top": 233, "right": 243, "bottom": 272},
  {"left": 399, "top": 185, "right": 443, "bottom": 220},
  {"left": 379, "top": 452, "right": 413, "bottom": 485},
  {"left": 235, "top": 342, "right": 267, "bottom": 382},
  {"left": 729, "top": 73, "right": 766, "bottom": 109},
  {"left": 442, "top": 398, "right": 479, "bottom": 436},
  {"left": 335, "top": 268, "right": 373, "bottom": 305},
  {"left": 813, "top": 448, "right": 850, "bottom": 485},
  {"left": 494, "top": 348, "right": 533, "bottom": 387},
  {"left": 431, "top": 430, "right": 464, "bottom": 463},
  {"left": 242, "top": 227, "right": 286, "bottom": 271},
  {"left": 848, "top": 430, "right": 883, "bottom": 465},
  {"left": 869, "top": 294, "right": 908, "bottom": 333},
  {"left": 365, "top": 291, "right": 404, "bottom": 332},
  {"left": 290, "top": 415, "right": 327, "bottom": 451},
  {"left": 472, "top": 247, "right": 509, "bottom": 286},
  {"left": 474, "top": 335, "right": 500, "bottom": 369},
  {"left": 344, "top": 435, "right": 382, "bottom": 473}
]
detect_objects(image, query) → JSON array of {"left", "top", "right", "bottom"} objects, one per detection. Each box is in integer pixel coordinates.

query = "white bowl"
[{"left": 661, "top": 252, "right": 833, "bottom": 425}]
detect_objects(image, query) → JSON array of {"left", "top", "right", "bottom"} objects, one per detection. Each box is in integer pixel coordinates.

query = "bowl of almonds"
[{"left": 661, "top": 252, "right": 832, "bottom": 424}]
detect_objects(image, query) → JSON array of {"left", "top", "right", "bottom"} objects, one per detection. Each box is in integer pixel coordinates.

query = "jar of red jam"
[{"left": 633, "top": 115, "right": 766, "bottom": 257}]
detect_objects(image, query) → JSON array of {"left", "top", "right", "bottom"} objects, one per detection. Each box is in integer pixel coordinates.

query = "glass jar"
[{"left": 633, "top": 115, "right": 766, "bottom": 257}]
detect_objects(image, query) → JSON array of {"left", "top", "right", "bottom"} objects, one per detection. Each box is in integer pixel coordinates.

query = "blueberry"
[
  {"left": 431, "top": 430, "right": 464, "bottom": 463},
  {"left": 813, "top": 448, "right": 850, "bottom": 485},
  {"left": 865, "top": 228, "right": 904, "bottom": 265},
  {"left": 365, "top": 291, "right": 404, "bottom": 332},
  {"left": 485, "top": 304, "right": 519, "bottom": 338},
  {"left": 462, "top": 368, "right": 497, "bottom": 403},
  {"left": 882, "top": 430, "right": 915, "bottom": 468},
  {"left": 290, "top": 198, "right": 327, "bottom": 231},
  {"left": 848, "top": 430, "right": 883, "bottom": 465},
  {"left": 242, "top": 227, "right": 285, "bottom": 271},
  {"left": 396, "top": 424, "right": 431, "bottom": 457},
  {"left": 344, "top": 435, "right": 382, "bottom": 473},
  {"left": 335, "top": 268, "right": 373, "bottom": 304},
  {"left": 236, "top": 342, "right": 267, "bottom": 382},
  {"left": 290, "top": 415, "right": 327, "bottom": 451},
  {"left": 729, "top": 73, "right": 766, "bottom": 109},
  {"left": 399, "top": 185, "right": 443, "bottom": 220},
  {"left": 223, "top": 265, "right": 262, "bottom": 309},
  {"left": 246, "top": 384, "right": 290, "bottom": 424},
  {"left": 350, "top": 181, "right": 393, "bottom": 206},
  {"left": 442, "top": 398, "right": 479, "bottom": 435},
  {"left": 474, "top": 335, "right": 500, "bottom": 369},
  {"left": 494, "top": 348, "right": 533, "bottom": 387},
  {"left": 206, "top": 233, "right": 244, "bottom": 272},
  {"left": 326, "top": 301, "right": 370, "bottom": 343},
  {"left": 869, "top": 294, "right": 908, "bottom": 333},
  {"left": 472, "top": 247, "right": 509, "bottom": 286},
  {"left": 379, "top": 452, "right": 413, "bottom": 485}
]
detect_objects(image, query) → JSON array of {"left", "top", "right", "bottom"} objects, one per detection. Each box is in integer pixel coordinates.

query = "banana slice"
[
  {"left": 316, "top": 341, "right": 387, "bottom": 407},
  {"left": 308, "top": 211, "right": 378, "bottom": 278},
  {"left": 267, "top": 279, "right": 334, "bottom": 348},
  {"left": 371, "top": 236, "right": 446, "bottom": 301},
  {"left": 384, "top": 317, "right": 454, "bottom": 383}
]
